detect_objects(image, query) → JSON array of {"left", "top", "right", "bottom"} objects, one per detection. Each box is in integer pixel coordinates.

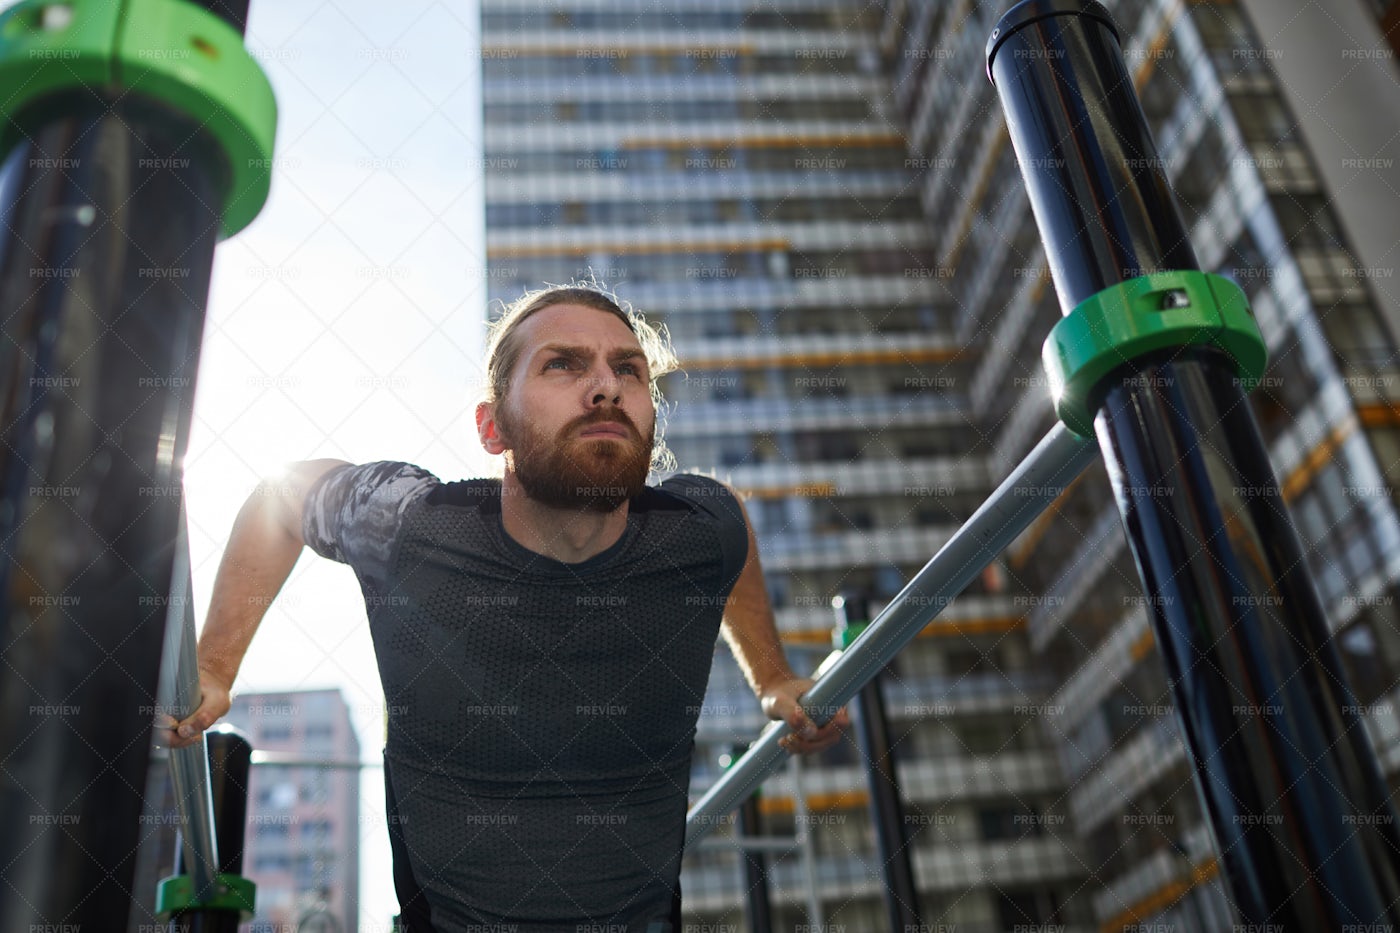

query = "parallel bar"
[
  {"left": 840, "top": 597, "right": 923, "bottom": 932},
  {"left": 735, "top": 770, "right": 773, "bottom": 933},
  {"left": 167, "top": 525, "right": 221, "bottom": 900},
  {"left": 685, "top": 424, "right": 1097, "bottom": 845},
  {"left": 788, "top": 755, "right": 825, "bottom": 929}
]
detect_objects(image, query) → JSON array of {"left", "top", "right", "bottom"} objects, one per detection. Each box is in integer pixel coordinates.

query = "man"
[{"left": 169, "top": 285, "right": 846, "bottom": 932}]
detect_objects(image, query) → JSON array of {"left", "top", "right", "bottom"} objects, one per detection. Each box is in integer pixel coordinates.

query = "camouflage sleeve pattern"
[{"left": 301, "top": 460, "right": 439, "bottom": 592}]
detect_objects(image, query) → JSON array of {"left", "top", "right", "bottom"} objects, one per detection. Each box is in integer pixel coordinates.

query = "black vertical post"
[
  {"left": 205, "top": 727, "right": 253, "bottom": 877},
  {"left": 0, "top": 3, "right": 254, "bottom": 930},
  {"left": 172, "top": 727, "right": 253, "bottom": 933},
  {"left": 732, "top": 743, "right": 774, "bottom": 933},
  {"left": 987, "top": 1, "right": 1400, "bottom": 928},
  {"left": 835, "top": 595, "right": 923, "bottom": 933}
]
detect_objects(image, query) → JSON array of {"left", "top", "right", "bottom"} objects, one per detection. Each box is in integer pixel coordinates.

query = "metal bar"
[
  {"left": 838, "top": 596, "right": 923, "bottom": 932},
  {"left": 986, "top": 1, "right": 1400, "bottom": 926},
  {"left": 167, "top": 523, "right": 221, "bottom": 899},
  {"left": 685, "top": 424, "right": 1097, "bottom": 845},
  {"left": 735, "top": 766, "right": 773, "bottom": 933},
  {"left": 789, "top": 755, "right": 824, "bottom": 931}
]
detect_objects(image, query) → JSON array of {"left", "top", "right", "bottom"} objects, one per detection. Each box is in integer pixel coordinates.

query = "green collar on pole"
[
  {"left": 155, "top": 873, "right": 257, "bottom": 921},
  {"left": 1042, "top": 270, "right": 1268, "bottom": 436},
  {"left": 0, "top": 0, "right": 277, "bottom": 238}
]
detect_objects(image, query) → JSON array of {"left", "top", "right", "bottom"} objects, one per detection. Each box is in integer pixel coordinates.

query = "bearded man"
[{"left": 170, "top": 285, "right": 846, "bottom": 932}]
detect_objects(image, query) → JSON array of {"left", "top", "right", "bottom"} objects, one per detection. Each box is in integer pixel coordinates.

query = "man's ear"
[{"left": 476, "top": 400, "right": 508, "bottom": 455}]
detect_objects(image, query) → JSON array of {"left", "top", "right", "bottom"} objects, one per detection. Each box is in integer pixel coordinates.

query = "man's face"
[{"left": 481, "top": 303, "right": 657, "bottom": 512}]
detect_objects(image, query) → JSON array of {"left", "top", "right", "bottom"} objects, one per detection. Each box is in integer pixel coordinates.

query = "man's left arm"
[{"left": 719, "top": 489, "right": 848, "bottom": 755}]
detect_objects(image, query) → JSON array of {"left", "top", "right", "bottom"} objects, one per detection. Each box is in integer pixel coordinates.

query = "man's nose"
[{"left": 587, "top": 364, "right": 622, "bottom": 406}]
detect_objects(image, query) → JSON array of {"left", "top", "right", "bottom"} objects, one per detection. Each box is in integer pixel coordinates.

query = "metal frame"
[{"left": 685, "top": 425, "right": 1098, "bottom": 844}]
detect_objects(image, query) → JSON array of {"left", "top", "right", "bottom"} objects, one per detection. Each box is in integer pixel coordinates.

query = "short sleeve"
[
  {"left": 658, "top": 474, "right": 750, "bottom": 589},
  {"left": 301, "top": 461, "right": 438, "bottom": 592}
]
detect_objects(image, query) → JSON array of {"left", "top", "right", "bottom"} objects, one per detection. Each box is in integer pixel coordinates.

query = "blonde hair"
[{"left": 485, "top": 282, "right": 678, "bottom": 471}]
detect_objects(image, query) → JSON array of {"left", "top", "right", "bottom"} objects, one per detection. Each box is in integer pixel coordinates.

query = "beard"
[{"left": 498, "top": 405, "right": 654, "bottom": 513}]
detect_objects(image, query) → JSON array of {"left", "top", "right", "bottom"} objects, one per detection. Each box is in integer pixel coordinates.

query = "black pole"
[
  {"left": 183, "top": 0, "right": 251, "bottom": 34},
  {"left": 176, "top": 727, "right": 253, "bottom": 878},
  {"left": 0, "top": 91, "right": 224, "bottom": 933},
  {"left": 987, "top": 2, "right": 1400, "bottom": 928},
  {"left": 0, "top": 4, "right": 249, "bottom": 929},
  {"left": 732, "top": 744, "right": 774, "bottom": 933},
  {"left": 172, "top": 727, "right": 253, "bottom": 933},
  {"left": 835, "top": 595, "right": 923, "bottom": 933},
  {"left": 205, "top": 726, "right": 253, "bottom": 877}
]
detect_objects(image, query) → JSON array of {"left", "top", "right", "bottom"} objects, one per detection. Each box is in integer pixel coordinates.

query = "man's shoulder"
[
  {"left": 640, "top": 473, "right": 743, "bottom": 523},
  {"left": 422, "top": 476, "right": 503, "bottom": 508},
  {"left": 652, "top": 472, "right": 732, "bottom": 497}
]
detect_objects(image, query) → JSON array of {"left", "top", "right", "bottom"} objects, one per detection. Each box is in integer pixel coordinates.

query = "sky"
[{"left": 181, "top": 2, "right": 488, "bottom": 927}]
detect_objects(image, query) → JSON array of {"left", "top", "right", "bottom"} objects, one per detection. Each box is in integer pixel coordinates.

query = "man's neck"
[{"left": 498, "top": 473, "right": 631, "bottom": 564}]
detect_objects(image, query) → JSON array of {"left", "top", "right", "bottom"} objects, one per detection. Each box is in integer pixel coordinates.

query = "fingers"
[
  {"left": 778, "top": 703, "right": 849, "bottom": 756},
  {"left": 154, "top": 712, "right": 181, "bottom": 750},
  {"left": 761, "top": 678, "right": 848, "bottom": 756},
  {"left": 174, "top": 698, "right": 222, "bottom": 745},
  {"left": 158, "top": 670, "right": 231, "bottom": 750}
]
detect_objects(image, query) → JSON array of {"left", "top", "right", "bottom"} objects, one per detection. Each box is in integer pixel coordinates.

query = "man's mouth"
[{"left": 578, "top": 422, "right": 632, "bottom": 440}]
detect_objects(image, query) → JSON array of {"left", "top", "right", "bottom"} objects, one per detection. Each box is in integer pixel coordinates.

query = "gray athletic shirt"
[{"left": 302, "top": 462, "right": 749, "bottom": 931}]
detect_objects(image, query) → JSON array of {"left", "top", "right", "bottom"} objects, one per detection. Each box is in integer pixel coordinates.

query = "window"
[
  {"left": 979, "top": 804, "right": 1044, "bottom": 841},
  {"left": 1321, "top": 301, "right": 1397, "bottom": 374},
  {"left": 997, "top": 889, "right": 1063, "bottom": 928},
  {"left": 1273, "top": 194, "right": 1348, "bottom": 252}
]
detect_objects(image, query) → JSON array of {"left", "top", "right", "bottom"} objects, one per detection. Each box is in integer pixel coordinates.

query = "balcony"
[
  {"left": 485, "top": 119, "right": 902, "bottom": 150},
  {"left": 721, "top": 453, "right": 988, "bottom": 502},
  {"left": 484, "top": 169, "right": 914, "bottom": 202},
  {"left": 1068, "top": 716, "right": 1187, "bottom": 835},
  {"left": 758, "top": 524, "right": 956, "bottom": 571},
  {"left": 667, "top": 392, "right": 967, "bottom": 437},
  {"left": 485, "top": 218, "right": 932, "bottom": 254},
  {"left": 775, "top": 591, "right": 1020, "bottom": 640},
  {"left": 483, "top": 73, "right": 886, "bottom": 104},
  {"left": 677, "top": 330, "right": 960, "bottom": 371},
  {"left": 1028, "top": 505, "right": 1124, "bottom": 652},
  {"left": 1046, "top": 607, "right": 1153, "bottom": 733},
  {"left": 683, "top": 834, "right": 1084, "bottom": 912}
]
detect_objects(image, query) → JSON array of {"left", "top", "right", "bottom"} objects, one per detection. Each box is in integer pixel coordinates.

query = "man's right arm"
[{"left": 166, "top": 458, "right": 350, "bottom": 749}]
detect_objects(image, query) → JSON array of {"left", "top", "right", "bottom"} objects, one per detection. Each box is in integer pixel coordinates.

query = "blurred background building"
[
  {"left": 476, "top": 0, "right": 1399, "bottom": 930},
  {"left": 225, "top": 689, "right": 362, "bottom": 933}
]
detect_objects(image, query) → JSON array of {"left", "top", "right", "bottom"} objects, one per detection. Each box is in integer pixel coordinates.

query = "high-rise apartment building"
[
  {"left": 225, "top": 689, "right": 362, "bottom": 933},
  {"left": 480, "top": 0, "right": 1399, "bottom": 930},
  {"left": 886, "top": 0, "right": 1400, "bottom": 929}
]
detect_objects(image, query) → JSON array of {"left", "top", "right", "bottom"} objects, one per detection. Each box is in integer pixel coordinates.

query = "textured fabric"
[{"left": 303, "top": 464, "right": 748, "bottom": 931}]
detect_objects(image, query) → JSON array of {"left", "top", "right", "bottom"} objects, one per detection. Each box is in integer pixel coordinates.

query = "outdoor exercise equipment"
[
  {"left": 0, "top": 0, "right": 272, "bottom": 928},
  {"left": 0, "top": 0, "right": 1394, "bottom": 929}
]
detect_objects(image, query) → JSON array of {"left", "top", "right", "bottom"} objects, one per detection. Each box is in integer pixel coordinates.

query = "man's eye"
[
  {"left": 544, "top": 358, "right": 572, "bottom": 371},
  {"left": 616, "top": 363, "right": 641, "bottom": 377}
]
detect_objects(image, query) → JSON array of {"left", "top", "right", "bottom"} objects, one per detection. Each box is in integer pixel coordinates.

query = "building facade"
[
  {"left": 480, "top": 0, "right": 1399, "bottom": 930},
  {"left": 225, "top": 689, "right": 362, "bottom": 933},
  {"left": 886, "top": 0, "right": 1400, "bottom": 928}
]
